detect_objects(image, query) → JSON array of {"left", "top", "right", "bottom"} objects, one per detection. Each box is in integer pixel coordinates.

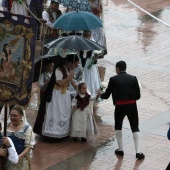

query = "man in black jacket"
[{"left": 100, "top": 61, "right": 145, "bottom": 160}]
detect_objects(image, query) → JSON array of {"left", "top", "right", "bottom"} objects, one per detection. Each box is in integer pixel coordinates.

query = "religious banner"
[{"left": 0, "top": 11, "right": 37, "bottom": 106}]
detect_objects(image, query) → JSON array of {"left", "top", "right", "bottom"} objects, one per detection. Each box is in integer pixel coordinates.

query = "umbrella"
[
  {"left": 33, "top": 54, "right": 66, "bottom": 82},
  {"left": 54, "top": 0, "right": 91, "bottom": 12},
  {"left": 53, "top": 11, "right": 102, "bottom": 31},
  {"left": 44, "top": 35, "right": 106, "bottom": 51}
]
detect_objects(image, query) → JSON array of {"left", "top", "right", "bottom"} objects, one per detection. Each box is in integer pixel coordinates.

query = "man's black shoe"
[
  {"left": 136, "top": 153, "right": 145, "bottom": 160},
  {"left": 115, "top": 149, "right": 124, "bottom": 156}
]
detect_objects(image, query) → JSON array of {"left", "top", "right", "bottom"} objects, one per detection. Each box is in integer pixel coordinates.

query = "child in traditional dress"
[{"left": 70, "top": 82, "right": 100, "bottom": 142}]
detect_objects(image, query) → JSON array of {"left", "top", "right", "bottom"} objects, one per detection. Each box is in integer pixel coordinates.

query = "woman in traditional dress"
[
  {"left": 33, "top": 54, "right": 79, "bottom": 140},
  {"left": 89, "top": 0, "right": 107, "bottom": 55},
  {"left": 79, "top": 30, "right": 101, "bottom": 97},
  {"left": 38, "top": 60, "right": 54, "bottom": 101},
  {"left": 6, "top": 106, "right": 36, "bottom": 170},
  {"left": 11, "top": 0, "right": 29, "bottom": 23}
]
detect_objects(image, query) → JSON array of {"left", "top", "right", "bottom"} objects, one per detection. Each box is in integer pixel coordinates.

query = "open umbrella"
[
  {"left": 54, "top": 0, "right": 91, "bottom": 12},
  {"left": 33, "top": 54, "right": 66, "bottom": 82},
  {"left": 44, "top": 35, "right": 106, "bottom": 51},
  {"left": 53, "top": 11, "right": 102, "bottom": 31}
]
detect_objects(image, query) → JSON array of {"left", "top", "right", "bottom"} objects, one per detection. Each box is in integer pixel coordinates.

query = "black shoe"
[
  {"left": 136, "top": 153, "right": 145, "bottom": 160},
  {"left": 81, "top": 137, "right": 87, "bottom": 142},
  {"left": 115, "top": 149, "right": 124, "bottom": 156},
  {"left": 73, "top": 137, "right": 78, "bottom": 142}
]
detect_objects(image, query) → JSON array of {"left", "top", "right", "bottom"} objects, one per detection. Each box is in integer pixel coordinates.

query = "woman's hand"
[
  {"left": 67, "top": 70, "right": 74, "bottom": 82},
  {"left": 96, "top": 89, "right": 101, "bottom": 99},
  {"left": 0, "top": 148, "right": 7, "bottom": 157},
  {"left": 72, "top": 105, "right": 77, "bottom": 111},
  {"left": 71, "top": 80, "right": 77, "bottom": 90},
  {"left": 2, "top": 137, "right": 11, "bottom": 148}
]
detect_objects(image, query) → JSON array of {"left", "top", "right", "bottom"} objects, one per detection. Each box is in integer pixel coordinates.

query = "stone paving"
[
  {"left": 29, "top": 0, "right": 170, "bottom": 169},
  {"left": 1, "top": 0, "right": 170, "bottom": 169}
]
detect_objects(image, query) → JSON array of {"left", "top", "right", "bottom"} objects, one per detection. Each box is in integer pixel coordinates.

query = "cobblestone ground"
[{"left": 28, "top": 0, "right": 170, "bottom": 169}]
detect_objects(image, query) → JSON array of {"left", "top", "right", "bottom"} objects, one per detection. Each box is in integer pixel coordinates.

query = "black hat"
[{"left": 51, "top": 0, "right": 59, "bottom": 4}]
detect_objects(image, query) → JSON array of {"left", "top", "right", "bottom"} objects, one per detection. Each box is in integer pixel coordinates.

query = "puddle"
[
  {"left": 47, "top": 139, "right": 115, "bottom": 170},
  {"left": 46, "top": 115, "right": 115, "bottom": 170}
]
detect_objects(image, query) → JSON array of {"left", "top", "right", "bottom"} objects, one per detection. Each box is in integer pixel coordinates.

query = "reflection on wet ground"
[
  {"left": 1, "top": 0, "right": 170, "bottom": 169},
  {"left": 47, "top": 138, "right": 115, "bottom": 170}
]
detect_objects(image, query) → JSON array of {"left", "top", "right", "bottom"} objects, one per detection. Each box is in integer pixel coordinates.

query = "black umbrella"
[
  {"left": 33, "top": 54, "right": 65, "bottom": 82},
  {"left": 44, "top": 35, "right": 106, "bottom": 51}
]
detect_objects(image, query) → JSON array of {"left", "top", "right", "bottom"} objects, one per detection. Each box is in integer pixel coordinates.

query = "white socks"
[
  {"left": 115, "top": 130, "right": 123, "bottom": 151},
  {"left": 133, "top": 132, "right": 140, "bottom": 153},
  {"left": 115, "top": 131, "right": 140, "bottom": 153}
]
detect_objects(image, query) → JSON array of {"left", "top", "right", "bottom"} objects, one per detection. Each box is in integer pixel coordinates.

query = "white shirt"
[
  {"left": 7, "top": 137, "right": 19, "bottom": 164},
  {"left": 38, "top": 72, "right": 52, "bottom": 89},
  {"left": 42, "top": 10, "right": 56, "bottom": 28}
]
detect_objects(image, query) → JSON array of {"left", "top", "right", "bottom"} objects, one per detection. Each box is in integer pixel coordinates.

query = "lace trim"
[{"left": 42, "top": 131, "right": 69, "bottom": 138}]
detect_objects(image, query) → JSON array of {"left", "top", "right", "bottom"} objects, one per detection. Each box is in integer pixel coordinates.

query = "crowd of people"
[{"left": 0, "top": 0, "right": 149, "bottom": 169}]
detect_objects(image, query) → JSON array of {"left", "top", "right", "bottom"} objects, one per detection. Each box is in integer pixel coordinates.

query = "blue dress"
[
  {"left": 7, "top": 125, "right": 29, "bottom": 155},
  {"left": 7, "top": 122, "right": 35, "bottom": 170}
]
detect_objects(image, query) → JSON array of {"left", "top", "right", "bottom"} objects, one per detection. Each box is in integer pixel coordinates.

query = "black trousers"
[
  {"left": 29, "top": 2, "right": 44, "bottom": 37},
  {"left": 166, "top": 162, "right": 170, "bottom": 170},
  {"left": 114, "top": 103, "right": 139, "bottom": 132}
]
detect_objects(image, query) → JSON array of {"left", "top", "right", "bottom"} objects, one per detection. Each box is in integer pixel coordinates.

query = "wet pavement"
[{"left": 1, "top": 0, "right": 170, "bottom": 169}]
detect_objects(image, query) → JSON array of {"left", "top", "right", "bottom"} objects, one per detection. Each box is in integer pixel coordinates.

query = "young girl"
[{"left": 70, "top": 82, "right": 100, "bottom": 142}]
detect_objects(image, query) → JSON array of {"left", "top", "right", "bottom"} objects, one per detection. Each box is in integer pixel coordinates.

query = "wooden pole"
[
  {"left": 1, "top": 103, "right": 8, "bottom": 170},
  {"left": 4, "top": 103, "right": 7, "bottom": 137}
]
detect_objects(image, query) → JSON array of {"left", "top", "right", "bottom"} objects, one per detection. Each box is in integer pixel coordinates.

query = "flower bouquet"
[
  {"left": 100, "top": 81, "right": 107, "bottom": 92},
  {"left": 96, "top": 81, "right": 107, "bottom": 103}
]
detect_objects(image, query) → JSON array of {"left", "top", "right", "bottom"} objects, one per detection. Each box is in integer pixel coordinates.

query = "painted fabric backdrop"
[{"left": 0, "top": 11, "right": 37, "bottom": 106}]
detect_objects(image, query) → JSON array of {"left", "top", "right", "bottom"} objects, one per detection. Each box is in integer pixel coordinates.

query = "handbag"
[{"left": 167, "top": 123, "right": 170, "bottom": 140}]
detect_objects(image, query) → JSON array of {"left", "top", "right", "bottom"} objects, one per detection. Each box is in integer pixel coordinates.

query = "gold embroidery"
[{"left": 54, "top": 84, "right": 68, "bottom": 94}]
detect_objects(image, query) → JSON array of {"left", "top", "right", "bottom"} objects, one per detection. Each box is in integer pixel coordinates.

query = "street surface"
[{"left": 0, "top": 0, "right": 170, "bottom": 169}]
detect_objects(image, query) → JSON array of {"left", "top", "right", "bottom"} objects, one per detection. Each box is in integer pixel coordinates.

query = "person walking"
[
  {"left": 6, "top": 106, "right": 36, "bottom": 169},
  {"left": 100, "top": 60, "right": 145, "bottom": 160},
  {"left": 79, "top": 30, "right": 101, "bottom": 97},
  {"left": 29, "top": 0, "right": 46, "bottom": 40},
  {"left": 0, "top": 122, "right": 19, "bottom": 167},
  {"left": 70, "top": 82, "right": 99, "bottom": 142},
  {"left": 33, "top": 54, "right": 79, "bottom": 141},
  {"left": 41, "top": 0, "right": 62, "bottom": 44},
  {"left": 38, "top": 60, "right": 54, "bottom": 101},
  {"left": 165, "top": 122, "right": 170, "bottom": 169},
  {"left": 11, "top": 0, "right": 29, "bottom": 23}
]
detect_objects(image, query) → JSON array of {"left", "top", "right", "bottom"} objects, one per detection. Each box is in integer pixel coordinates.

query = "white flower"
[
  {"left": 93, "top": 50, "right": 102, "bottom": 55},
  {"left": 100, "top": 81, "right": 107, "bottom": 92}
]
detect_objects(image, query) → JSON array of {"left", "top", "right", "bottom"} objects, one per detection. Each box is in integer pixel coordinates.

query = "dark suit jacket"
[{"left": 100, "top": 72, "right": 140, "bottom": 105}]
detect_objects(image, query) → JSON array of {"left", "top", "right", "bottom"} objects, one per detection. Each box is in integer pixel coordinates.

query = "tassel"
[
  {"left": 18, "top": 0, "right": 22, "bottom": 4},
  {"left": 87, "top": 57, "right": 94, "bottom": 69}
]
